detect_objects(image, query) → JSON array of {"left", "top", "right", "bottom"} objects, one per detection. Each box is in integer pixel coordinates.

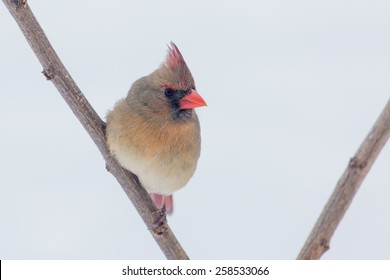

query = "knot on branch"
[
  {"left": 349, "top": 156, "right": 367, "bottom": 169},
  {"left": 320, "top": 238, "right": 330, "bottom": 251},
  {"left": 11, "top": 0, "right": 26, "bottom": 9},
  {"left": 42, "top": 67, "right": 54, "bottom": 80}
]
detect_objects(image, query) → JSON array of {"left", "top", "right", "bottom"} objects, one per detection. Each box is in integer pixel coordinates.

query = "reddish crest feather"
[
  {"left": 164, "top": 42, "right": 194, "bottom": 89},
  {"left": 166, "top": 42, "right": 186, "bottom": 70}
]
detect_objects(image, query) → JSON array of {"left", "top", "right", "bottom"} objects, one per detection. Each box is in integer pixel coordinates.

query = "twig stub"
[
  {"left": 349, "top": 156, "right": 367, "bottom": 169},
  {"left": 11, "top": 0, "right": 26, "bottom": 9},
  {"left": 42, "top": 68, "right": 54, "bottom": 80}
]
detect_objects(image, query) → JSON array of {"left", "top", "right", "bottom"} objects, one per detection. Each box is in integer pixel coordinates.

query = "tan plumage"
[{"left": 106, "top": 43, "right": 206, "bottom": 213}]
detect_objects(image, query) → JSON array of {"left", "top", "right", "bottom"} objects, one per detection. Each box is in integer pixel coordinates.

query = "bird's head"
[{"left": 127, "top": 42, "right": 206, "bottom": 122}]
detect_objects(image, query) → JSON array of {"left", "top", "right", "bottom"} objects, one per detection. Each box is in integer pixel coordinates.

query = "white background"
[
  {"left": 3, "top": 260, "right": 390, "bottom": 279},
  {"left": 0, "top": 0, "right": 389, "bottom": 259}
]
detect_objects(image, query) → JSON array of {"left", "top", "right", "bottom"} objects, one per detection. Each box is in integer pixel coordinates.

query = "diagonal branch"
[
  {"left": 3, "top": 0, "right": 189, "bottom": 260},
  {"left": 298, "top": 98, "right": 390, "bottom": 259}
]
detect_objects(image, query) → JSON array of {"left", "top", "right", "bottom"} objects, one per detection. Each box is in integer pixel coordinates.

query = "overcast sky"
[{"left": 1, "top": 0, "right": 389, "bottom": 259}]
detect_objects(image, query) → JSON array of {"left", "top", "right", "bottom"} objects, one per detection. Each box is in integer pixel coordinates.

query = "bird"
[{"left": 106, "top": 42, "right": 206, "bottom": 215}]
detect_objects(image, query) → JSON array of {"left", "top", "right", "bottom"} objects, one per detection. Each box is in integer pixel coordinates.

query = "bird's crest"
[
  {"left": 166, "top": 42, "right": 186, "bottom": 70},
  {"left": 163, "top": 42, "right": 194, "bottom": 89}
]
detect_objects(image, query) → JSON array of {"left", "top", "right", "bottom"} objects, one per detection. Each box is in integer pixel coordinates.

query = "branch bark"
[
  {"left": 298, "top": 99, "right": 390, "bottom": 259},
  {"left": 3, "top": 0, "right": 189, "bottom": 260}
]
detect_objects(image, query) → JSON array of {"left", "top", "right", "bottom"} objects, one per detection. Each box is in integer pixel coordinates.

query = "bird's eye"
[{"left": 164, "top": 88, "right": 175, "bottom": 97}]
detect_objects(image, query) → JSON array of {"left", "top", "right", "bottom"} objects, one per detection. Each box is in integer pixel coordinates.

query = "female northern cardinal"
[{"left": 106, "top": 42, "right": 206, "bottom": 214}]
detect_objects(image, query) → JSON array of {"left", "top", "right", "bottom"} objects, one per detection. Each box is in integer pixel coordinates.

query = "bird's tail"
[{"left": 150, "top": 193, "right": 173, "bottom": 214}]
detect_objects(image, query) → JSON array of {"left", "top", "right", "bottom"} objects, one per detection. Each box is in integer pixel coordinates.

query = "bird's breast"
[{"left": 107, "top": 108, "right": 201, "bottom": 195}]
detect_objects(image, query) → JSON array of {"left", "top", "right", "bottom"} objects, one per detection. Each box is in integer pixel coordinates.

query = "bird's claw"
[{"left": 149, "top": 205, "right": 167, "bottom": 235}]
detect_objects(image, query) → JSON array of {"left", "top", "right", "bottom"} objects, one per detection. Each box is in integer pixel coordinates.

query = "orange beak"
[{"left": 179, "top": 89, "right": 207, "bottom": 109}]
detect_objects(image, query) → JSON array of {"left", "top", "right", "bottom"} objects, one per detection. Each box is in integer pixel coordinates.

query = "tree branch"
[
  {"left": 3, "top": 0, "right": 189, "bottom": 260},
  {"left": 297, "top": 99, "right": 390, "bottom": 259}
]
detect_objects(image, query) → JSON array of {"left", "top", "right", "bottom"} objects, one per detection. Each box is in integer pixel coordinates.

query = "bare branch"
[
  {"left": 298, "top": 99, "right": 390, "bottom": 259},
  {"left": 2, "top": 0, "right": 189, "bottom": 259}
]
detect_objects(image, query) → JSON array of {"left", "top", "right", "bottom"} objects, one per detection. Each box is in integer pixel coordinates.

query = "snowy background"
[{"left": 1, "top": 0, "right": 389, "bottom": 259}]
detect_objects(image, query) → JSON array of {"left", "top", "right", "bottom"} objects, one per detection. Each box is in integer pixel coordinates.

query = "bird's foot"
[{"left": 149, "top": 205, "right": 167, "bottom": 235}]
